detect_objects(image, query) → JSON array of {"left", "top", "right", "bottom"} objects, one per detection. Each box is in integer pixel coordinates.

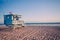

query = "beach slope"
[{"left": 0, "top": 26, "right": 60, "bottom": 40}]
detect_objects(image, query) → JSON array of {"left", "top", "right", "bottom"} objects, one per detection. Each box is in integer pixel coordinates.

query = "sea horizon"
[
  {"left": 0, "top": 22, "right": 60, "bottom": 26},
  {"left": 0, "top": 22, "right": 60, "bottom": 24}
]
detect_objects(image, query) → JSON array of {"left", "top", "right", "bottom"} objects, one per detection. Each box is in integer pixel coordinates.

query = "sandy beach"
[{"left": 0, "top": 26, "right": 60, "bottom": 40}]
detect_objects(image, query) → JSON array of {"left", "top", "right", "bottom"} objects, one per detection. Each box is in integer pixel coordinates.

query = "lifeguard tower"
[{"left": 4, "top": 12, "right": 24, "bottom": 29}]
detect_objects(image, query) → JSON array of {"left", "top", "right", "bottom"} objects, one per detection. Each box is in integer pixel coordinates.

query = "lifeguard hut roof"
[{"left": 4, "top": 13, "right": 22, "bottom": 16}]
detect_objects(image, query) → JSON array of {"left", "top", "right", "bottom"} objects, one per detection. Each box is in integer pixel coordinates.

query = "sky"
[{"left": 0, "top": 0, "right": 60, "bottom": 23}]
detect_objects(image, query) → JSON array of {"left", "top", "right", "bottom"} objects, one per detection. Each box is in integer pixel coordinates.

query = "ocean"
[
  {"left": 25, "top": 22, "right": 60, "bottom": 26},
  {"left": 0, "top": 22, "right": 60, "bottom": 26}
]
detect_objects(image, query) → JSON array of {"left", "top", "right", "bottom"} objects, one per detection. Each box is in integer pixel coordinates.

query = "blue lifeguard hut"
[{"left": 4, "top": 12, "right": 24, "bottom": 28}]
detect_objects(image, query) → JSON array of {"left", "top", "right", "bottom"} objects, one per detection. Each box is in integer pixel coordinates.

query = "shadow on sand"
[{"left": 0, "top": 27, "right": 13, "bottom": 32}]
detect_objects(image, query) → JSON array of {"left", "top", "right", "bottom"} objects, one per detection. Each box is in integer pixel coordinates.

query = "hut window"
[
  {"left": 12, "top": 16, "right": 13, "bottom": 20},
  {"left": 7, "top": 16, "right": 9, "bottom": 19}
]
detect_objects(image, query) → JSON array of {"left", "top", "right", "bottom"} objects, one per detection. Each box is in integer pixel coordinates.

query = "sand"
[{"left": 0, "top": 26, "right": 60, "bottom": 40}]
